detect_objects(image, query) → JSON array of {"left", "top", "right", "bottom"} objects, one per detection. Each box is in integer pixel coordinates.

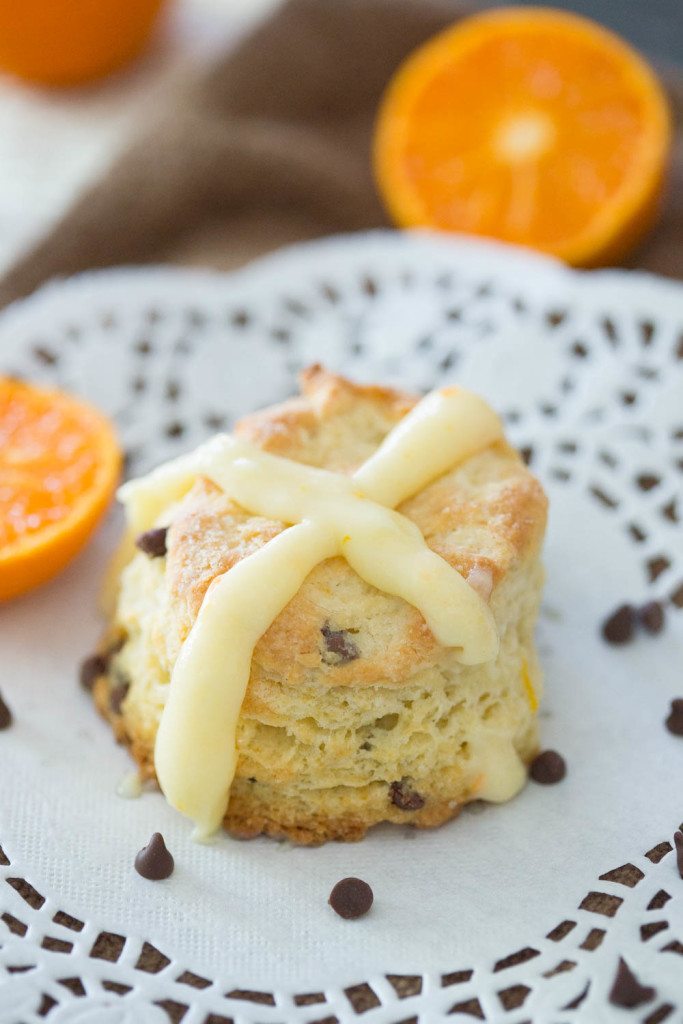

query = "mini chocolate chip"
[
  {"left": 601, "top": 604, "right": 635, "bottom": 645},
  {"left": 389, "top": 779, "right": 425, "bottom": 810},
  {"left": 608, "top": 958, "right": 655, "bottom": 1008},
  {"left": 135, "top": 527, "right": 168, "bottom": 558},
  {"left": 109, "top": 682, "right": 129, "bottom": 714},
  {"left": 638, "top": 600, "right": 665, "bottom": 635},
  {"left": 674, "top": 831, "right": 683, "bottom": 879},
  {"left": 79, "top": 654, "right": 107, "bottom": 692},
  {"left": 665, "top": 698, "right": 683, "bottom": 736},
  {"left": 0, "top": 691, "right": 12, "bottom": 730},
  {"left": 321, "top": 623, "right": 359, "bottom": 665},
  {"left": 134, "top": 833, "right": 174, "bottom": 880},
  {"left": 529, "top": 750, "right": 566, "bottom": 784},
  {"left": 328, "top": 878, "right": 373, "bottom": 919}
]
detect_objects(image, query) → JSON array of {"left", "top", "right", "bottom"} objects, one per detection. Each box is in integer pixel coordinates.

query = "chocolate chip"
[
  {"left": 674, "top": 831, "right": 683, "bottom": 879},
  {"left": 389, "top": 779, "right": 425, "bottom": 810},
  {"left": 638, "top": 600, "right": 665, "bottom": 635},
  {"left": 109, "top": 682, "right": 129, "bottom": 714},
  {"left": 665, "top": 698, "right": 683, "bottom": 736},
  {"left": 134, "top": 833, "right": 174, "bottom": 880},
  {"left": 0, "top": 691, "right": 12, "bottom": 730},
  {"left": 608, "top": 958, "right": 655, "bottom": 1008},
  {"left": 79, "top": 653, "right": 107, "bottom": 692},
  {"left": 529, "top": 750, "right": 566, "bottom": 784},
  {"left": 601, "top": 604, "right": 635, "bottom": 645},
  {"left": 321, "top": 623, "right": 359, "bottom": 665},
  {"left": 135, "top": 527, "right": 168, "bottom": 558},
  {"left": 328, "top": 878, "right": 373, "bottom": 919}
]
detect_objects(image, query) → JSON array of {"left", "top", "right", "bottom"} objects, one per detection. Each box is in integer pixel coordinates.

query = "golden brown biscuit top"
[{"left": 158, "top": 366, "right": 547, "bottom": 688}]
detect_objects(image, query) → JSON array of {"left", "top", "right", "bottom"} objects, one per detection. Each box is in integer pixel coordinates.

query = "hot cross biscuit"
[{"left": 93, "top": 367, "right": 547, "bottom": 844}]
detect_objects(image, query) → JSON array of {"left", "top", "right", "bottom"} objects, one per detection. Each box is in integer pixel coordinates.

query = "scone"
[{"left": 90, "top": 366, "right": 547, "bottom": 844}]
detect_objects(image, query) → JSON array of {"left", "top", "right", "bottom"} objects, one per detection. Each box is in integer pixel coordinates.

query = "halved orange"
[
  {"left": 374, "top": 7, "right": 671, "bottom": 266},
  {"left": 0, "top": 378, "right": 121, "bottom": 601}
]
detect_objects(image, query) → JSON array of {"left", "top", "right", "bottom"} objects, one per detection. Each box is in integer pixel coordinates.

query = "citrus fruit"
[
  {"left": 0, "top": 378, "right": 121, "bottom": 601},
  {"left": 374, "top": 7, "right": 671, "bottom": 266},
  {"left": 0, "top": 0, "right": 166, "bottom": 86}
]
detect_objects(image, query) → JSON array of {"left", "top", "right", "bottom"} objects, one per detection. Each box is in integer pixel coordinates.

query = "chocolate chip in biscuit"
[
  {"left": 110, "top": 680, "right": 130, "bottom": 714},
  {"left": 608, "top": 958, "right": 655, "bottom": 1008},
  {"left": 134, "top": 833, "right": 174, "bottom": 880},
  {"left": 135, "top": 526, "right": 168, "bottom": 558},
  {"left": 601, "top": 604, "right": 635, "bottom": 645},
  {"left": 328, "top": 877, "right": 373, "bottom": 919},
  {"left": 638, "top": 600, "right": 665, "bottom": 635},
  {"left": 674, "top": 830, "right": 683, "bottom": 879},
  {"left": 389, "top": 779, "right": 425, "bottom": 810},
  {"left": 529, "top": 750, "right": 566, "bottom": 784},
  {"left": 79, "top": 653, "right": 107, "bottom": 692},
  {"left": 665, "top": 698, "right": 683, "bottom": 736},
  {"left": 0, "top": 691, "right": 12, "bottom": 730},
  {"left": 321, "top": 622, "right": 359, "bottom": 665}
]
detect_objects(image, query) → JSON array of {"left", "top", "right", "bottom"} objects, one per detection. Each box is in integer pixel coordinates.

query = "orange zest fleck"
[
  {"left": 0, "top": 378, "right": 121, "bottom": 601},
  {"left": 521, "top": 659, "right": 539, "bottom": 712},
  {"left": 374, "top": 7, "right": 671, "bottom": 267}
]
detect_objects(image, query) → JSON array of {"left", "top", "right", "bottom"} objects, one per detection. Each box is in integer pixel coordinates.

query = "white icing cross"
[{"left": 120, "top": 386, "right": 503, "bottom": 837}]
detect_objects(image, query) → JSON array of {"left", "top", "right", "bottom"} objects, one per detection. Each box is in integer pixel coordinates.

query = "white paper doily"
[{"left": 0, "top": 231, "right": 681, "bottom": 1023}]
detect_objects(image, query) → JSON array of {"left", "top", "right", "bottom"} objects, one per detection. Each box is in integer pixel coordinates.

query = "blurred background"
[
  {"left": 0, "top": 0, "right": 681, "bottom": 280},
  {"left": 480, "top": 0, "right": 682, "bottom": 62},
  {"left": 0, "top": 0, "right": 273, "bottom": 273}
]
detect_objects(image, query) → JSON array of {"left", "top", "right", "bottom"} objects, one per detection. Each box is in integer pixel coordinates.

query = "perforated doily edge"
[{"left": 2, "top": 230, "right": 683, "bottom": 332}]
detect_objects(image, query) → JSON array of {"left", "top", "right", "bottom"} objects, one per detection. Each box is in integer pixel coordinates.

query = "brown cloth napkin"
[{"left": 0, "top": 0, "right": 682, "bottom": 309}]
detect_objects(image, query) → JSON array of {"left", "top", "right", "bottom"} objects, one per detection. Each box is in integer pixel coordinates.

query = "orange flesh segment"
[
  {"left": 374, "top": 7, "right": 671, "bottom": 266},
  {"left": 0, "top": 378, "right": 121, "bottom": 600}
]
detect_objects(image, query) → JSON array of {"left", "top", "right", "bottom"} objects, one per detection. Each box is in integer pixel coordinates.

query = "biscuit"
[{"left": 94, "top": 366, "right": 547, "bottom": 844}]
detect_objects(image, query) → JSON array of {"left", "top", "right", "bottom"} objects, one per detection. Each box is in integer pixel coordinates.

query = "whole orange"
[{"left": 0, "top": 0, "right": 167, "bottom": 86}]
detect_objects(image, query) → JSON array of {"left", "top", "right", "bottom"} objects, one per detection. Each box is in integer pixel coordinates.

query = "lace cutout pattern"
[{"left": 0, "top": 232, "right": 681, "bottom": 1021}]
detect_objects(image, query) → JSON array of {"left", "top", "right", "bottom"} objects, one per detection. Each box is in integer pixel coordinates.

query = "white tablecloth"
[{"left": 0, "top": 0, "right": 278, "bottom": 275}]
